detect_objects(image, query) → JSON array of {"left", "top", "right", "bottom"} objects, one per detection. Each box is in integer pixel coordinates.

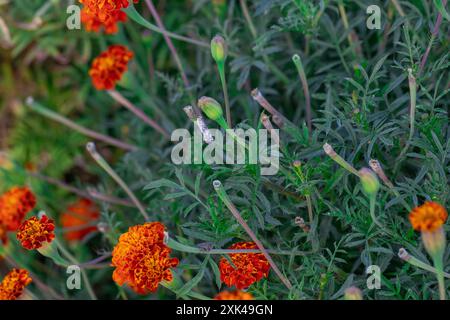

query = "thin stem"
[
  {"left": 213, "top": 180, "right": 293, "bottom": 290},
  {"left": 433, "top": 256, "right": 446, "bottom": 300},
  {"left": 369, "top": 193, "right": 383, "bottom": 230},
  {"left": 86, "top": 142, "right": 149, "bottom": 221},
  {"left": 166, "top": 237, "right": 311, "bottom": 256},
  {"left": 419, "top": 0, "right": 447, "bottom": 74},
  {"left": 28, "top": 172, "right": 134, "bottom": 208},
  {"left": 217, "top": 62, "right": 232, "bottom": 127},
  {"left": 399, "top": 248, "right": 450, "bottom": 278},
  {"left": 108, "top": 90, "right": 170, "bottom": 139},
  {"left": 26, "top": 97, "right": 138, "bottom": 151},
  {"left": 396, "top": 69, "right": 417, "bottom": 166},
  {"left": 292, "top": 54, "right": 312, "bottom": 135},
  {"left": 239, "top": 0, "right": 257, "bottom": 38},
  {"left": 144, "top": 0, "right": 192, "bottom": 101},
  {"left": 251, "top": 88, "right": 295, "bottom": 128},
  {"left": 239, "top": 0, "right": 289, "bottom": 84},
  {"left": 337, "top": 0, "right": 356, "bottom": 57},
  {"left": 390, "top": 0, "right": 406, "bottom": 17},
  {"left": 125, "top": 3, "right": 209, "bottom": 49},
  {"left": 369, "top": 159, "right": 412, "bottom": 211},
  {"left": 323, "top": 143, "right": 360, "bottom": 177},
  {"left": 54, "top": 239, "right": 97, "bottom": 300}
]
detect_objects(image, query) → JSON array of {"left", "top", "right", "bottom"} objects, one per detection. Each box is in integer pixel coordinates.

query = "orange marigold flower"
[
  {"left": 79, "top": 0, "right": 139, "bottom": 34},
  {"left": 61, "top": 198, "right": 100, "bottom": 241},
  {"left": 17, "top": 215, "right": 55, "bottom": 250},
  {"left": 409, "top": 201, "right": 448, "bottom": 232},
  {"left": 81, "top": 7, "right": 127, "bottom": 34},
  {"left": 111, "top": 222, "right": 179, "bottom": 294},
  {"left": 89, "top": 45, "right": 134, "bottom": 90},
  {"left": 0, "top": 187, "right": 36, "bottom": 232},
  {"left": 214, "top": 290, "right": 254, "bottom": 300},
  {"left": 219, "top": 242, "right": 270, "bottom": 289},
  {"left": 0, "top": 269, "right": 32, "bottom": 300}
]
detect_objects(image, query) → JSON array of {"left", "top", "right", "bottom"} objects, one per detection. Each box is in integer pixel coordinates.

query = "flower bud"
[
  {"left": 359, "top": 168, "right": 380, "bottom": 195},
  {"left": 211, "top": 35, "right": 227, "bottom": 63},
  {"left": 344, "top": 286, "right": 363, "bottom": 300},
  {"left": 198, "top": 96, "right": 223, "bottom": 121}
]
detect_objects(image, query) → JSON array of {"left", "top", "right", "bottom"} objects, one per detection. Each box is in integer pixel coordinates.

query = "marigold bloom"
[
  {"left": 214, "top": 290, "right": 254, "bottom": 300},
  {"left": 89, "top": 45, "right": 134, "bottom": 90},
  {"left": 79, "top": 0, "right": 139, "bottom": 34},
  {"left": 0, "top": 187, "right": 36, "bottom": 233},
  {"left": 409, "top": 201, "right": 448, "bottom": 233},
  {"left": 219, "top": 242, "right": 270, "bottom": 289},
  {"left": 81, "top": 7, "right": 127, "bottom": 34},
  {"left": 111, "top": 222, "right": 179, "bottom": 294},
  {"left": 61, "top": 198, "right": 100, "bottom": 241},
  {"left": 0, "top": 269, "right": 32, "bottom": 300},
  {"left": 17, "top": 215, "right": 55, "bottom": 250}
]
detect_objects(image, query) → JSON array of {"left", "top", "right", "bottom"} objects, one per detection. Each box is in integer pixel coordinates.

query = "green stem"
[
  {"left": 323, "top": 143, "right": 360, "bottom": 177},
  {"left": 399, "top": 248, "right": 450, "bottom": 278},
  {"left": 166, "top": 237, "right": 310, "bottom": 256},
  {"left": 433, "top": 256, "right": 446, "bottom": 300},
  {"left": 26, "top": 98, "right": 137, "bottom": 151},
  {"left": 292, "top": 54, "right": 312, "bottom": 135},
  {"left": 369, "top": 193, "right": 383, "bottom": 229},
  {"left": 86, "top": 142, "right": 149, "bottom": 221},
  {"left": 124, "top": 4, "right": 209, "bottom": 49},
  {"left": 217, "top": 62, "right": 231, "bottom": 127}
]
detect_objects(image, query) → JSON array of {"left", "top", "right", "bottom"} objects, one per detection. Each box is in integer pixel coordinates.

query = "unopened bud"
[
  {"left": 359, "top": 168, "right": 380, "bottom": 195},
  {"left": 198, "top": 96, "right": 223, "bottom": 121},
  {"left": 211, "top": 35, "right": 227, "bottom": 63},
  {"left": 344, "top": 286, "right": 363, "bottom": 300}
]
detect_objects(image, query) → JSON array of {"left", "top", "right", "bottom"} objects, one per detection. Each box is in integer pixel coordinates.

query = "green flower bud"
[
  {"left": 359, "top": 168, "right": 380, "bottom": 195},
  {"left": 211, "top": 35, "right": 227, "bottom": 63},
  {"left": 198, "top": 96, "right": 223, "bottom": 121},
  {"left": 344, "top": 286, "right": 363, "bottom": 300}
]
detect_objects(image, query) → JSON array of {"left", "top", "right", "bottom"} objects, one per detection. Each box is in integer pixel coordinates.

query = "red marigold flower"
[
  {"left": 61, "top": 198, "right": 100, "bottom": 241},
  {"left": 81, "top": 7, "right": 127, "bottom": 34},
  {"left": 0, "top": 269, "right": 32, "bottom": 300},
  {"left": 16, "top": 215, "right": 55, "bottom": 250},
  {"left": 214, "top": 290, "right": 254, "bottom": 300},
  {"left": 0, "top": 187, "right": 36, "bottom": 236},
  {"left": 111, "top": 222, "right": 179, "bottom": 294},
  {"left": 89, "top": 45, "right": 134, "bottom": 90},
  {"left": 409, "top": 201, "right": 448, "bottom": 233},
  {"left": 79, "top": 0, "right": 139, "bottom": 34},
  {"left": 219, "top": 242, "right": 270, "bottom": 290}
]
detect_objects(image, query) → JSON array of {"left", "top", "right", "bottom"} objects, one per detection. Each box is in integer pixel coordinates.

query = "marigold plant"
[
  {"left": 16, "top": 215, "right": 55, "bottom": 250},
  {"left": 111, "top": 222, "right": 179, "bottom": 294},
  {"left": 219, "top": 242, "right": 270, "bottom": 289},
  {"left": 89, "top": 45, "right": 134, "bottom": 90},
  {"left": 0, "top": 269, "right": 32, "bottom": 300}
]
